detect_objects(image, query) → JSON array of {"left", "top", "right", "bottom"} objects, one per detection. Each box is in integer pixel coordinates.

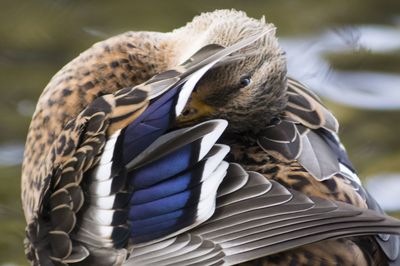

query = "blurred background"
[{"left": 1, "top": 0, "right": 399, "bottom": 264}]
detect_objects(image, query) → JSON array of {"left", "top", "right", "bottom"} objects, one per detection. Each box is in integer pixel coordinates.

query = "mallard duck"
[{"left": 21, "top": 10, "right": 400, "bottom": 265}]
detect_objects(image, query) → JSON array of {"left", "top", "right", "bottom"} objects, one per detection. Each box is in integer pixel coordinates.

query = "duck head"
[{"left": 175, "top": 10, "right": 287, "bottom": 133}]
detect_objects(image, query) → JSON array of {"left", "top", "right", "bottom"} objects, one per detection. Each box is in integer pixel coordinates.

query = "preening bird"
[{"left": 21, "top": 10, "right": 400, "bottom": 266}]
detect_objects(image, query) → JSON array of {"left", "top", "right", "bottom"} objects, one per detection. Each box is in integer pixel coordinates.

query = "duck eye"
[{"left": 239, "top": 76, "right": 251, "bottom": 87}]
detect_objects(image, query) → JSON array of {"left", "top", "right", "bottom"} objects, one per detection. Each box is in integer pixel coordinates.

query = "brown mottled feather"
[
  {"left": 226, "top": 140, "right": 386, "bottom": 266},
  {"left": 22, "top": 31, "right": 174, "bottom": 223},
  {"left": 239, "top": 239, "right": 373, "bottom": 266},
  {"left": 22, "top": 15, "right": 272, "bottom": 263},
  {"left": 24, "top": 86, "right": 155, "bottom": 264},
  {"left": 21, "top": 30, "right": 181, "bottom": 264},
  {"left": 22, "top": 9, "right": 396, "bottom": 266},
  {"left": 226, "top": 141, "right": 367, "bottom": 209},
  {"left": 284, "top": 78, "right": 339, "bottom": 132},
  {"left": 223, "top": 78, "right": 389, "bottom": 266}
]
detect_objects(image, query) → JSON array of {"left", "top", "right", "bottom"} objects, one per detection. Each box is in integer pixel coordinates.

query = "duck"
[{"left": 21, "top": 9, "right": 400, "bottom": 265}]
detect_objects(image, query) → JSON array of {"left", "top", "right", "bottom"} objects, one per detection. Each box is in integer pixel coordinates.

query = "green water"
[{"left": 1, "top": 0, "right": 400, "bottom": 264}]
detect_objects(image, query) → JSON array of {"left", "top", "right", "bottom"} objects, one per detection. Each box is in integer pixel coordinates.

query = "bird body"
[
  {"left": 21, "top": 10, "right": 400, "bottom": 265},
  {"left": 220, "top": 79, "right": 388, "bottom": 265},
  {"left": 21, "top": 10, "right": 279, "bottom": 220}
]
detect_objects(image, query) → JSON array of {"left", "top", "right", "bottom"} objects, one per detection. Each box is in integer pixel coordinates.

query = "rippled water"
[
  {"left": 367, "top": 174, "right": 400, "bottom": 211},
  {"left": 0, "top": 1, "right": 399, "bottom": 264},
  {"left": 0, "top": 144, "right": 24, "bottom": 167},
  {"left": 282, "top": 25, "right": 400, "bottom": 109}
]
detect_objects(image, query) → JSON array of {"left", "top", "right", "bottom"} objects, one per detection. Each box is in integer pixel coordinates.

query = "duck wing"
[
  {"left": 126, "top": 160, "right": 400, "bottom": 266},
  {"left": 23, "top": 31, "right": 267, "bottom": 265},
  {"left": 257, "top": 77, "right": 400, "bottom": 265}
]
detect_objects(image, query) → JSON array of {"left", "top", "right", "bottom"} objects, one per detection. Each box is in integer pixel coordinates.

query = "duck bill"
[{"left": 176, "top": 93, "right": 216, "bottom": 125}]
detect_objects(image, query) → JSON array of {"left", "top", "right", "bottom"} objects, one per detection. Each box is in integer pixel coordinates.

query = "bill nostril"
[
  {"left": 182, "top": 109, "right": 191, "bottom": 116},
  {"left": 182, "top": 108, "right": 197, "bottom": 116}
]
